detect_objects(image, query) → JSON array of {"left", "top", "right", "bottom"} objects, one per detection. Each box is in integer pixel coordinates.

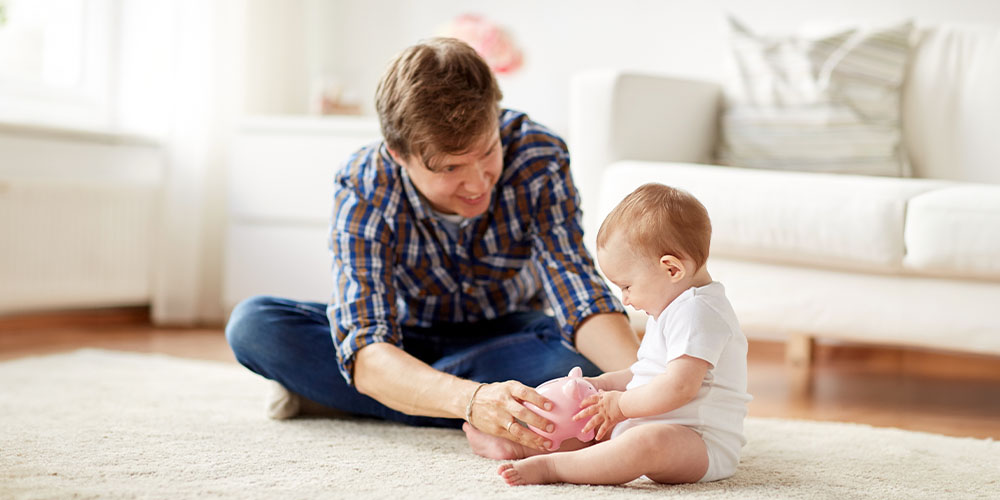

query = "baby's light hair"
[{"left": 596, "top": 183, "right": 712, "bottom": 269}]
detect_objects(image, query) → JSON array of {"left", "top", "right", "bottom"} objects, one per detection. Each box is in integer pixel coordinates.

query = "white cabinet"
[{"left": 223, "top": 115, "right": 381, "bottom": 310}]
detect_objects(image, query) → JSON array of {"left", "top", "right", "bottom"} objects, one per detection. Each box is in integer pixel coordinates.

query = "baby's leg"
[{"left": 499, "top": 423, "right": 707, "bottom": 486}]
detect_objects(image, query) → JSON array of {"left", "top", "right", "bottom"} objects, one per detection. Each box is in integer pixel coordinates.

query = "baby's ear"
[{"left": 659, "top": 255, "right": 686, "bottom": 281}]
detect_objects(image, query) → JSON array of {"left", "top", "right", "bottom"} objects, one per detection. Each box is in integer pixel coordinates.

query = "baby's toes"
[{"left": 498, "top": 464, "right": 522, "bottom": 486}]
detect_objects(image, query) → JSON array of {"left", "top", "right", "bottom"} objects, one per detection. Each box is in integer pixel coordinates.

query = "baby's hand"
[{"left": 573, "top": 390, "right": 626, "bottom": 441}]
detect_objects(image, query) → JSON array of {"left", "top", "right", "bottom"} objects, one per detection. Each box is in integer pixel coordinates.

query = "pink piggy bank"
[{"left": 523, "top": 366, "right": 598, "bottom": 450}]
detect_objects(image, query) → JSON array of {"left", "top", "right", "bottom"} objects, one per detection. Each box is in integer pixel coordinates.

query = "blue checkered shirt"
[{"left": 328, "top": 109, "right": 625, "bottom": 385}]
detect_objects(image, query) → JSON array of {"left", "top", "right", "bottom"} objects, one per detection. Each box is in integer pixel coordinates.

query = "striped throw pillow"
[{"left": 718, "top": 17, "right": 914, "bottom": 177}]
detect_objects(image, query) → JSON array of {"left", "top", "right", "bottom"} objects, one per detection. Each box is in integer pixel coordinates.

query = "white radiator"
[
  {"left": 0, "top": 179, "right": 159, "bottom": 314},
  {"left": 0, "top": 129, "right": 164, "bottom": 315}
]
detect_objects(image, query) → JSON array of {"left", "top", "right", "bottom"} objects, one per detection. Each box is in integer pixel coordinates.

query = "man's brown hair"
[
  {"left": 375, "top": 37, "right": 503, "bottom": 170},
  {"left": 597, "top": 183, "right": 712, "bottom": 269}
]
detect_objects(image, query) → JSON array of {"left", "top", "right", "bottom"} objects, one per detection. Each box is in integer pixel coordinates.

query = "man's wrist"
[{"left": 465, "top": 382, "right": 488, "bottom": 425}]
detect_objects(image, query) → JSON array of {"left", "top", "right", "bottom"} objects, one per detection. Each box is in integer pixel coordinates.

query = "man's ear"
[
  {"left": 386, "top": 146, "right": 408, "bottom": 167},
  {"left": 660, "top": 255, "right": 686, "bottom": 282}
]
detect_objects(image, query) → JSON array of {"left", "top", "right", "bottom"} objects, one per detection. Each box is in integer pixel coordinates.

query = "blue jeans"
[{"left": 225, "top": 295, "right": 600, "bottom": 429}]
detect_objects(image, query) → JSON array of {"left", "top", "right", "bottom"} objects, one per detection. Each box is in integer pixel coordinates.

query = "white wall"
[{"left": 259, "top": 0, "right": 1000, "bottom": 136}]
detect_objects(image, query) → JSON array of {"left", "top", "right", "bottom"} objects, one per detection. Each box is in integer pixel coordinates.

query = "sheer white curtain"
[{"left": 117, "top": 0, "right": 244, "bottom": 324}]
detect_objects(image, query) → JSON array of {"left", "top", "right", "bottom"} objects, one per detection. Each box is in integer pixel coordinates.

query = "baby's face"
[{"left": 597, "top": 233, "right": 687, "bottom": 319}]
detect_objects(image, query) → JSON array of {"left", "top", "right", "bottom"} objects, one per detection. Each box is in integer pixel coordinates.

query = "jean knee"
[
  {"left": 553, "top": 348, "right": 602, "bottom": 378},
  {"left": 225, "top": 295, "right": 278, "bottom": 359},
  {"left": 521, "top": 316, "right": 602, "bottom": 378}
]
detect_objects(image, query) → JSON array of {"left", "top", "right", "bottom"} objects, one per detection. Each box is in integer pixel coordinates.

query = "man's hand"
[
  {"left": 354, "top": 344, "right": 559, "bottom": 452},
  {"left": 573, "top": 390, "right": 627, "bottom": 441},
  {"left": 468, "top": 381, "right": 557, "bottom": 452}
]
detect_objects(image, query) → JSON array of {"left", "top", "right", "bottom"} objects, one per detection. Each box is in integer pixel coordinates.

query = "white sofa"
[{"left": 568, "top": 24, "right": 1000, "bottom": 364}]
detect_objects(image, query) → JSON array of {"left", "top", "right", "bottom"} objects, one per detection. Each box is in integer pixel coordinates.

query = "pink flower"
[{"left": 442, "top": 14, "right": 523, "bottom": 75}]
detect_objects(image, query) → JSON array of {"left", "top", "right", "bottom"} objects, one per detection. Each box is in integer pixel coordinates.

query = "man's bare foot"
[
  {"left": 463, "top": 422, "right": 527, "bottom": 460},
  {"left": 497, "top": 457, "right": 556, "bottom": 486}
]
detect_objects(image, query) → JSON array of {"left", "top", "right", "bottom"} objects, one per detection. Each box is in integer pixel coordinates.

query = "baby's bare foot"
[
  {"left": 498, "top": 463, "right": 524, "bottom": 486},
  {"left": 463, "top": 422, "right": 527, "bottom": 460},
  {"left": 497, "top": 457, "right": 555, "bottom": 486}
]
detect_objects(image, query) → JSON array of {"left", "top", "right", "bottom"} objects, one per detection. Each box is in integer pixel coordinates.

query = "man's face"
[{"left": 393, "top": 130, "right": 503, "bottom": 218}]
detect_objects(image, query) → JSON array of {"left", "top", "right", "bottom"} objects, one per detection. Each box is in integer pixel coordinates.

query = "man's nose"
[{"left": 464, "top": 162, "right": 491, "bottom": 192}]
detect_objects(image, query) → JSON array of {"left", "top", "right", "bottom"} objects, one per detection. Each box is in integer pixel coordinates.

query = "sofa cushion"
[
  {"left": 718, "top": 17, "right": 913, "bottom": 177},
  {"left": 904, "top": 186, "right": 1000, "bottom": 279},
  {"left": 903, "top": 25, "right": 1000, "bottom": 184},
  {"left": 598, "top": 161, "right": 948, "bottom": 272}
]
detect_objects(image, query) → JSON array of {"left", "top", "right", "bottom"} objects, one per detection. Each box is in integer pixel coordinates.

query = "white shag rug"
[{"left": 1, "top": 349, "right": 998, "bottom": 499}]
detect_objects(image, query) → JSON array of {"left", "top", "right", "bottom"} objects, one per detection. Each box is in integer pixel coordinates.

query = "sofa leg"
[{"left": 786, "top": 334, "right": 815, "bottom": 395}]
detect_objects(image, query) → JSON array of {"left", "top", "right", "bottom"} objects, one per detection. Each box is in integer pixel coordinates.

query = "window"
[{"left": 0, "top": 0, "right": 115, "bottom": 129}]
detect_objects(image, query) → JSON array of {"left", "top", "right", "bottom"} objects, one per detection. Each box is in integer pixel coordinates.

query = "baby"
[{"left": 498, "top": 182, "right": 752, "bottom": 485}]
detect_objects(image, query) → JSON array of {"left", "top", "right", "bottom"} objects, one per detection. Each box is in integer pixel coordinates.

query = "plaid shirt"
[{"left": 328, "top": 109, "right": 624, "bottom": 385}]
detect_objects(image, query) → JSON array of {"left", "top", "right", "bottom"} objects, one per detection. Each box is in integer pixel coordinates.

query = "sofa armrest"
[{"left": 568, "top": 69, "right": 722, "bottom": 246}]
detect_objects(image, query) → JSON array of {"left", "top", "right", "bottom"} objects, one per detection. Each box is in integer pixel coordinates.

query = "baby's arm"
[
  {"left": 585, "top": 368, "right": 632, "bottom": 392},
  {"left": 575, "top": 356, "right": 708, "bottom": 439},
  {"left": 619, "top": 355, "right": 709, "bottom": 418},
  {"left": 574, "top": 355, "right": 709, "bottom": 439}
]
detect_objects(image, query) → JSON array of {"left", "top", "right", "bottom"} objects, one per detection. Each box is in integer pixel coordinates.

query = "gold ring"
[{"left": 506, "top": 421, "right": 517, "bottom": 433}]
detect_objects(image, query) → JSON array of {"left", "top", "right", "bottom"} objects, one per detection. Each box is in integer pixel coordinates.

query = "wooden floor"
[{"left": 2, "top": 307, "right": 999, "bottom": 440}]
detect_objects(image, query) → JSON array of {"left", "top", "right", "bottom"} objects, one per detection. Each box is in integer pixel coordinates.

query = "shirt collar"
[{"left": 381, "top": 143, "right": 433, "bottom": 221}]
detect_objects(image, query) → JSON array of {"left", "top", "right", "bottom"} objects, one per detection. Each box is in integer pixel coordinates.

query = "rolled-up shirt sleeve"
[
  {"left": 530, "top": 150, "right": 626, "bottom": 349},
  {"left": 328, "top": 182, "right": 401, "bottom": 386}
]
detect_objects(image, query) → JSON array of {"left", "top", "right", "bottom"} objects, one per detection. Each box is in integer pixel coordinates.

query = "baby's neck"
[{"left": 688, "top": 265, "right": 713, "bottom": 289}]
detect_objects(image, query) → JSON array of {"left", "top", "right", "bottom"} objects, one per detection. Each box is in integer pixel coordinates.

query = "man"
[{"left": 226, "top": 38, "right": 638, "bottom": 453}]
